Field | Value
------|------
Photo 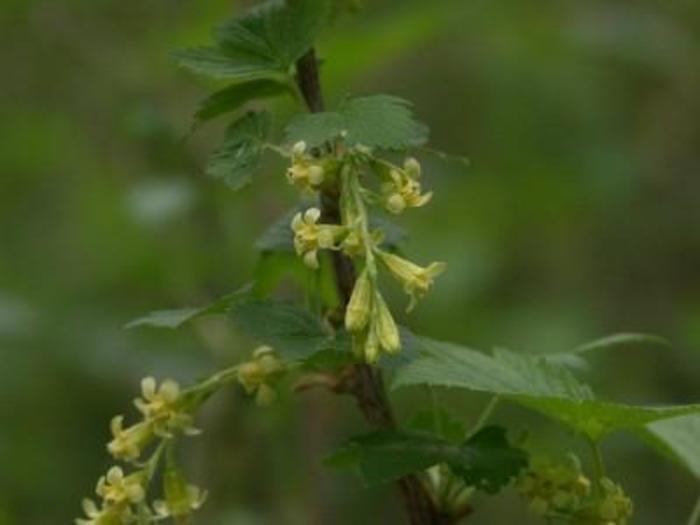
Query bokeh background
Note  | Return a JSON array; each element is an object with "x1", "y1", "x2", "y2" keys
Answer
[{"x1": 2, "y1": 0, "x2": 700, "y2": 523}]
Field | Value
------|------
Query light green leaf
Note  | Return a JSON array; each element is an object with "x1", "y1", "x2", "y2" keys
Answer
[
  {"x1": 230, "y1": 299, "x2": 331, "y2": 360},
  {"x1": 326, "y1": 426, "x2": 527, "y2": 493},
  {"x1": 286, "y1": 95, "x2": 429, "y2": 150},
  {"x1": 642, "y1": 414, "x2": 700, "y2": 479},
  {"x1": 393, "y1": 337, "x2": 700, "y2": 441},
  {"x1": 125, "y1": 284, "x2": 252, "y2": 329},
  {"x1": 206, "y1": 111, "x2": 270, "y2": 190},
  {"x1": 570, "y1": 333, "x2": 670, "y2": 354},
  {"x1": 194, "y1": 80, "x2": 291, "y2": 126},
  {"x1": 171, "y1": 46, "x2": 286, "y2": 83}
]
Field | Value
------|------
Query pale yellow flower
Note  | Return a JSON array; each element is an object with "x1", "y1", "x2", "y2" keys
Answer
[
  {"x1": 75, "y1": 498, "x2": 127, "y2": 525},
  {"x1": 291, "y1": 207, "x2": 343, "y2": 269},
  {"x1": 154, "y1": 467, "x2": 207, "y2": 520},
  {"x1": 133, "y1": 377, "x2": 197, "y2": 437},
  {"x1": 373, "y1": 292, "x2": 400, "y2": 354},
  {"x1": 286, "y1": 141, "x2": 325, "y2": 190},
  {"x1": 107, "y1": 416, "x2": 153, "y2": 462},
  {"x1": 381, "y1": 158, "x2": 432, "y2": 214},
  {"x1": 238, "y1": 346, "x2": 284, "y2": 406},
  {"x1": 345, "y1": 268, "x2": 373, "y2": 332},
  {"x1": 96, "y1": 466, "x2": 145, "y2": 506},
  {"x1": 377, "y1": 251, "x2": 446, "y2": 310}
]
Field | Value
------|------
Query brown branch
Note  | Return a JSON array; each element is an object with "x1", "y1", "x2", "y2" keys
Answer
[{"x1": 295, "y1": 49, "x2": 453, "y2": 525}]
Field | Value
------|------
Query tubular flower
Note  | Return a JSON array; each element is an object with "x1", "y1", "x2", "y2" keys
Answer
[
  {"x1": 96, "y1": 466, "x2": 145, "y2": 507},
  {"x1": 153, "y1": 468, "x2": 207, "y2": 520},
  {"x1": 377, "y1": 250, "x2": 446, "y2": 311},
  {"x1": 345, "y1": 268, "x2": 373, "y2": 332},
  {"x1": 107, "y1": 416, "x2": 154, "y2": 462},
  {"x1": 286, "y1": 141, "x2": 326, "y2": 190},
  {"x1": 133, "y1": 377, "x2": 198, "y2": 437},
  {"x1": 381, "y1": 158, "x2": 432, "y2": 214},
  {"x1": 291, "y1": 207, "x2": 343, "y2": 269},
  {"x1": 238, "y1": 346, "x2": 284, "y2": 406},
  {"x1": 75, "y1": 498, "x2": 130, "y2": 525},
  {"x1": 373, "y1": 292, "x2": 401, "y2": 354}
]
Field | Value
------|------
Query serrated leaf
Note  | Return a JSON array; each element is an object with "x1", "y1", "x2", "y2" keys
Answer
[
  {"x1": 230, "y1": 299, "x2": 331, "y2": 360},
  {"x1": 570, "y1": 333, "x2": 670, "y2": 354},
  {"x1": 206, "y1": 111, "x2": 270, "y2": 190},
  {"x1": 641, "y1": 414, "x2": 700, "y2": 479},
  {"x1": 194, "y1": 80, "x2": 290, "y2": 126},
  {"x1": 286, "y1": 95, "x2": 429, "y2": 150},
  {"x1": 393, "y1": 337, "x2": 700, "y2": 441},
  {"x1": 174, "y1": 0, "x2": 329, "y2": 83},
  {"x1": 326, "y1": 426, "x2": 526, "y2": 493},
  {"x1": 125, "y1": 284, "x2": 252, "y2": 329}
]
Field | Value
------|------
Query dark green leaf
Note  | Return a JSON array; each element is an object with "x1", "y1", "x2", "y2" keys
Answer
[
  {"x1": 125, "y1": 284, "x2": 252, "y2": 329},
  {"x1": 194, "y1": 80, "x2": 290, "y2": 126},
  {"x1": 206, "y1": 111, "x2": 270, "y2": 190},
  {"x1": 393, "y1": 337, "x2": 700, "y2": 441},
  {"x1": 171, "y1": 46, "x2": 286, "y2": 83},
  {"x1": 408, "y1": 409, "x2": 466, "y2": 444},
  {"x1": 286, "y1": 95, "x2": 429, "y2": 150},
  {"x1": 326, "y1": 426, "x2": 526, "y2": 493},
  {"x1": 230, "y1": 299, "x2": 331, "y2": 360}
]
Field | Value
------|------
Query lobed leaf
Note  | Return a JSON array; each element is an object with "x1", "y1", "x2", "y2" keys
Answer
[
  {"x1": 286, "y1": 95, "x2": 429, "y2": 150},
  {"x1": 326, "y1": 426, "x2": 527, "y2": 493},
  {"x1": 393, "y1": 337, "x2": 700, "y2": 441},
  {"x1": 206, "y1": 111, "x2": 270, "y2": 190}
]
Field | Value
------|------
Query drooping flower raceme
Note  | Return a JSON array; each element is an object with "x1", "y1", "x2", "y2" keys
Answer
[{"x1": 286, "y1": 146, "x2": 446, "y2": 363}]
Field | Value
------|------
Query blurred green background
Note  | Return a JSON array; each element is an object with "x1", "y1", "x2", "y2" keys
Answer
[{"x1": 2, "y1": 0, "x2": 700, "y2": 523}]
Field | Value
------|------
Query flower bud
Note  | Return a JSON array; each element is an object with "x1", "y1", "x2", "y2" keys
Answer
[
  {"x1": 404, "y1": 157, "x2": 422, "y2": 178},
  {"x1": 374, "y1": 292, "x2": 400, "y2": 354},
  {"x1": 345, "y1": 269, "x2": 373, "y2": 332}
]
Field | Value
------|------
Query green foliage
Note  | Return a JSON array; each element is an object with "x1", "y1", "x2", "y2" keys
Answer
[
  {"x1": 327, "y1": 426, "x2": 527, "y2": 493},
  {"x1": 285, "y1": 95, "x2": 429, "y2": 150},
  {"x1": 408, "y1": 409, "x2": 467, "y2": 444},
  {"x1": 173, "y1": 0, "x2": 330, "y2": 84},
  {"x1": 230, "y1": 299, "x2": 332, "y2": 360},
  {"x1": 206, "y1": 111, "x2": 270, "y2": 190},
  {"x1": 569, "y1": 333, "x2": 670, "y2": 354},
  {"x1": 125, "y1": 284, "x2": 252, "y2": 329},
  {"x1": 642, "y1": 415, "x2": 700, "y2": 479},
  {"x1": 194, "y1": 80, "x2": 291, "y2": 127},
  {"x1": 393, "y1": 337, "x2": 700, "y2": 441}
]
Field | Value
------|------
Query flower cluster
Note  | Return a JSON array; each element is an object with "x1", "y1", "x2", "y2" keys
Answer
[
  {"x1": 286, "y1": 144, "x2": 446, "y2": 362},
  {"x1": 517, "y1": 456, "x2": 633, "y2": 524},
  {"x1": 237, "y1": 345, "x2": 285, "y2": 405},
  {"x1": 77, "y1": 378, "x2": 205, "y2": 524}
]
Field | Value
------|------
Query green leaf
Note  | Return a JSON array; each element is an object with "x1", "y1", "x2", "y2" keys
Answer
[
  {"x1": 173, "y1": 0, "x2": 329, "y2": 83},
  {"x1": 326, "y1": 426, "x2": 526, "y2": 493},
  {"x1": 286, "y1": 95, "x2": 429, "y2": 150},
  {"x1": 230, "y1": 299, "x2": 331, "y2": 360},
  {"x1": 393, "y1": 337, "x2": 700, "y2": 441},
  {"x1": 641, "y1": 414, "x2": 700, "y2": 479},
  {"x1": 570, "y1": 333, "x2": 670, "y2": 354},
  {"x1": 408, "y1": 409, "x2": 466, "y2": 445},
  {"x1": 206, "y1": 111, "x2": 270, "y2": 190},
  {"x1": 194, "y1": 80, "x2": 290, "y2": 126},
  {"x1": 125, "y1": 284, "x2": 252, "y2": 329}
]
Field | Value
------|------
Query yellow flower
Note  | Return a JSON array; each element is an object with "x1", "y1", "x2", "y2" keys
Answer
[
  {"x1": 381, "y1": 158, "x2": 432, "y2": 214},
  {"x1": 377, "y1": 251, "x2": 446, "y2": 311},
  {"x1": 238, "y1": 346, "x2": 284, "y2": 406},
  {"x1": 345, "y1": 269, "x2": 373, "y2": 332},
  {"x1": 134, "y1": 377, "x2": 198, "y2": 437},
  {"x1": 291, "y1": 208, "x2": 343, "y2": 269},
  {"x1": 107, "y1": 416, "x2": 153, "y2": 462},
  {"x1": 286, "y1": 141, "x2": 326, "y2": 190},
  {"x1": 75, "y1": 498, "x2": 127, "y2": 525},
  {"x1": 96, "y1": 466, "x2": 145, "y2": 506},
  {"x1": 373, "y1": 292, "x2": 401, "y2": 354},
  {"x1": 153, "y1": 468, "x2": 207, "y2": 520}
]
